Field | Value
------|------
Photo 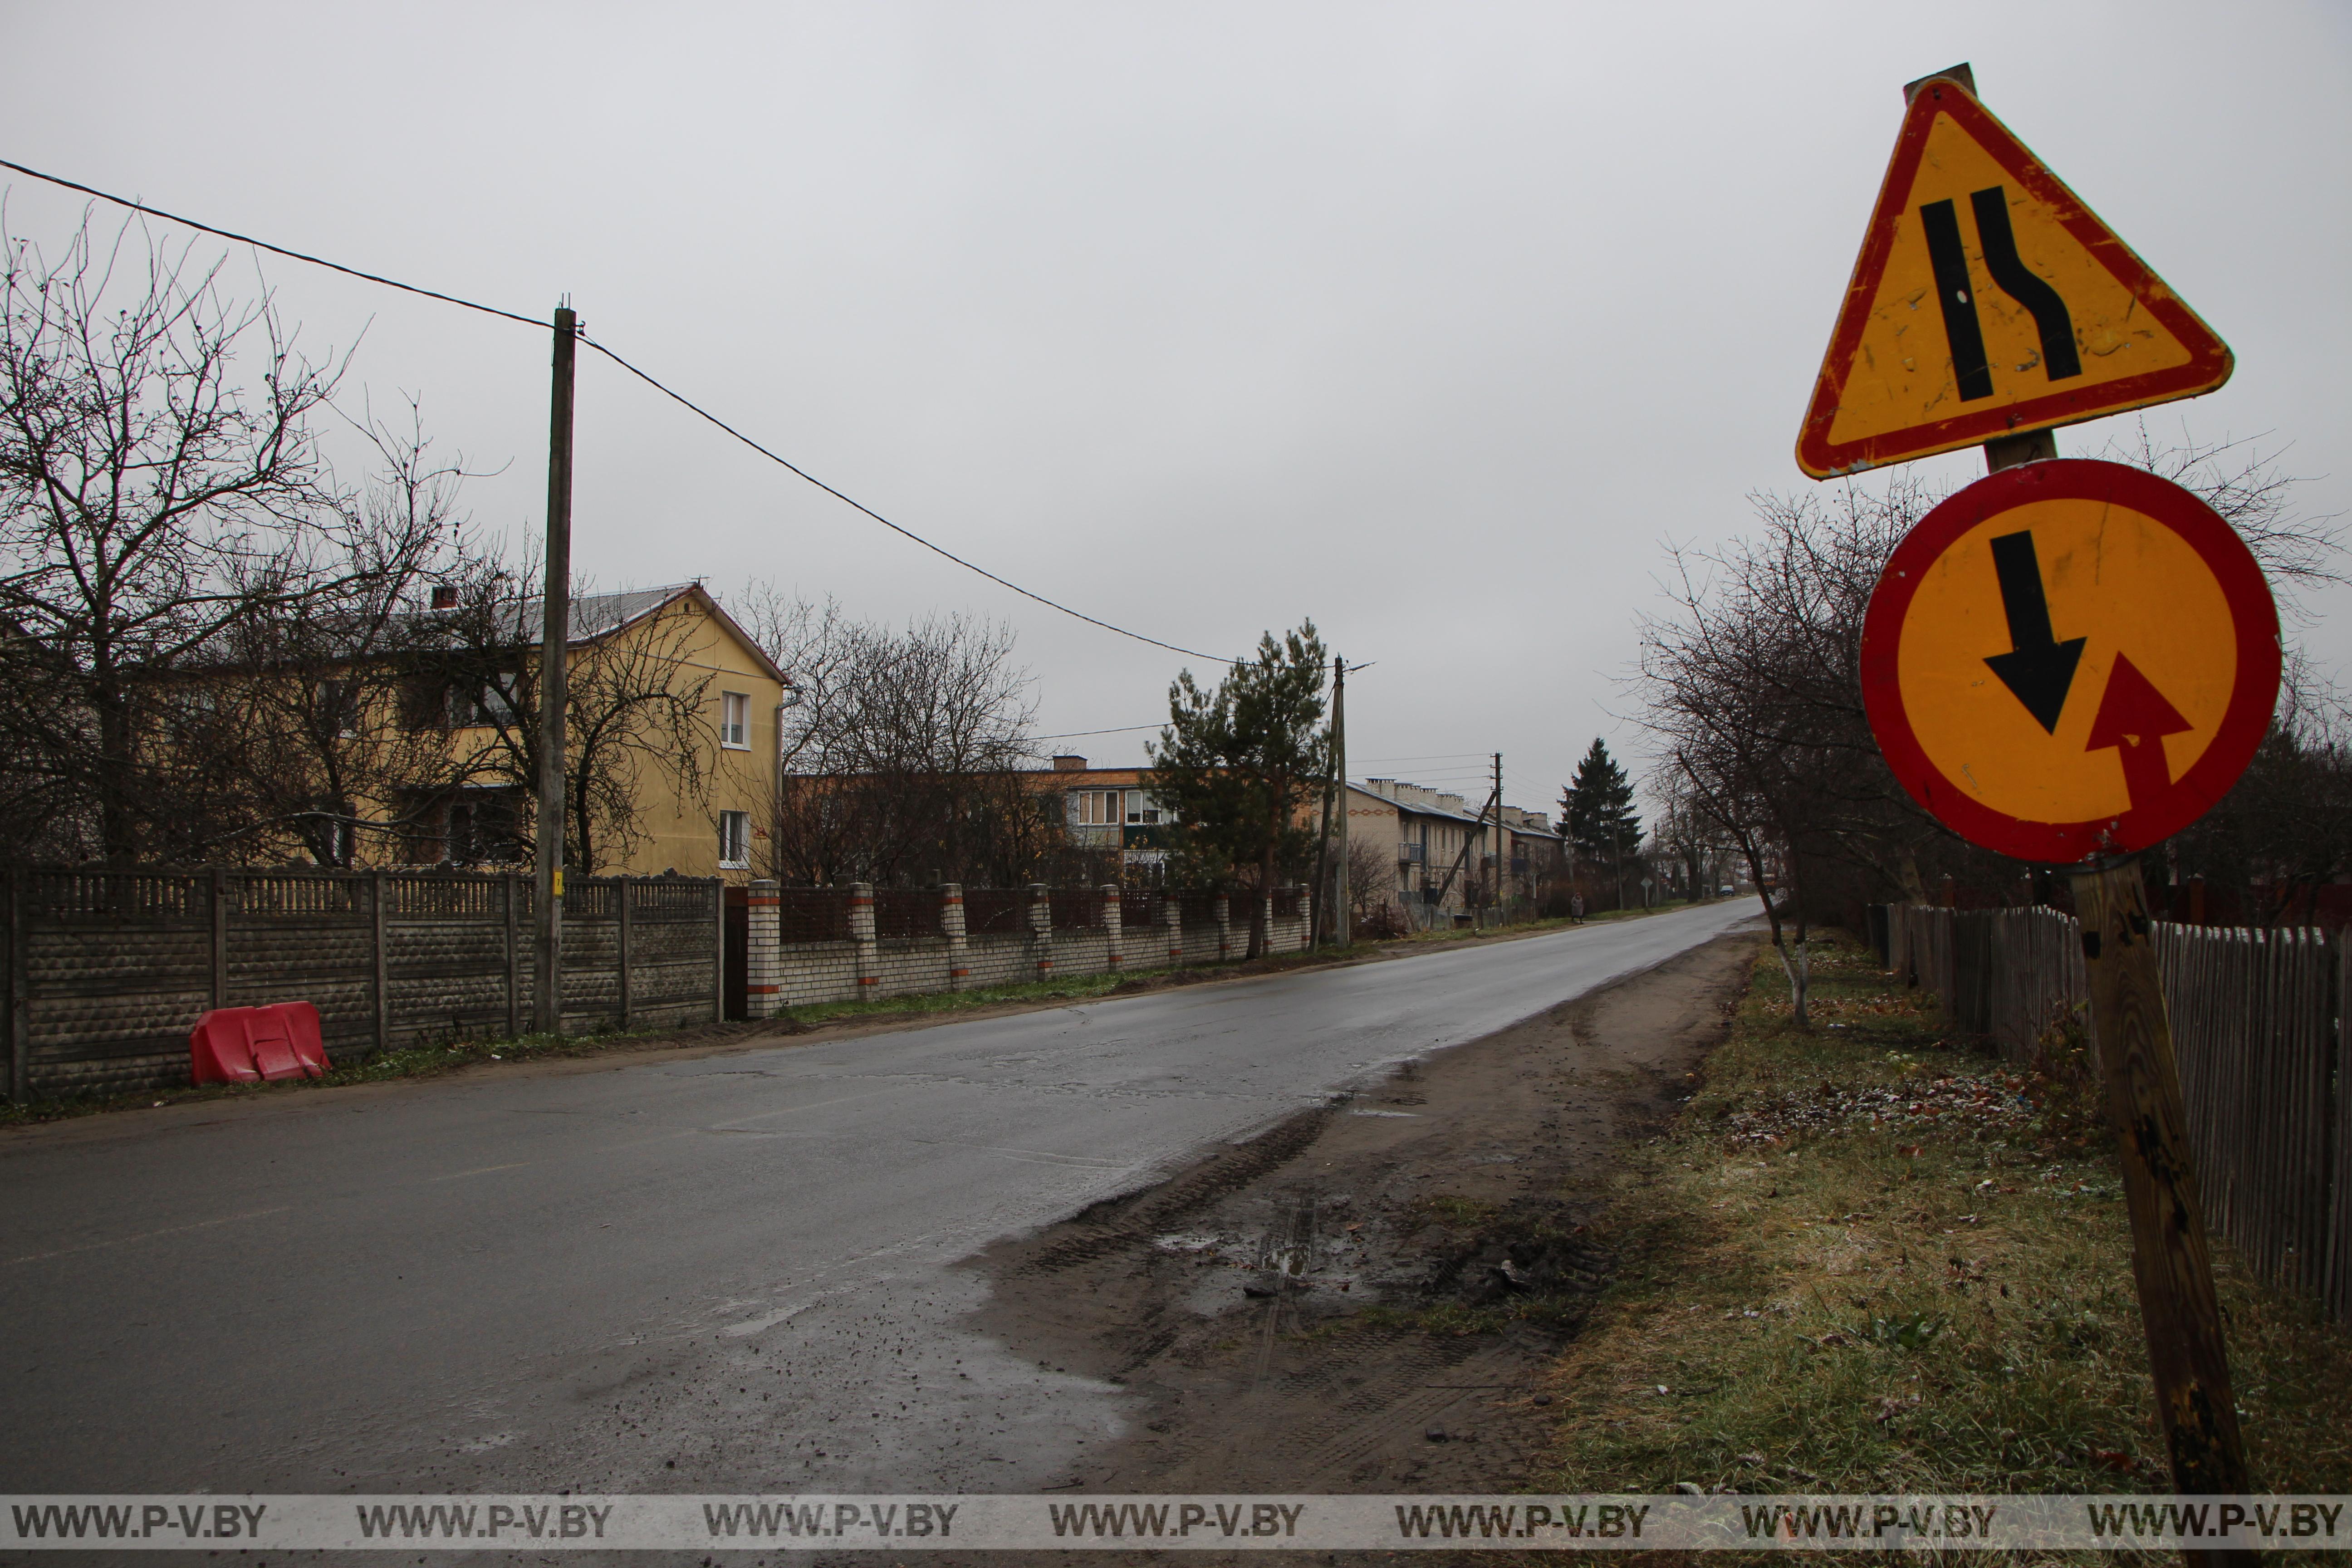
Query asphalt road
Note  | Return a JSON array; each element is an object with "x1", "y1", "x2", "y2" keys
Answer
[{"x1": 0, "y1": 900, "x2": 1754, "y2": 1500}]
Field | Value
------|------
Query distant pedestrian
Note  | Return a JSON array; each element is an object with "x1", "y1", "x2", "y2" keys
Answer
[{"x1": 1570, "y1": 893, "x2": 1585, "y2": 923}]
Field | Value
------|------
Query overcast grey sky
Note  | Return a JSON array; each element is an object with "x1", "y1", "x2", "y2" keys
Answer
[{"x1": 5, "y1": 2, "x2": 2347, "y2": 818}]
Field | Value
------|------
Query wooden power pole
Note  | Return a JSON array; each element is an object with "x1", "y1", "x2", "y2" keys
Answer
[
  {"x1": 1491, "y1": 751, "x2": 1503, "y2": 919},
  {"x1": 533, "y1": 303, "x2": 578, "y2": 1034},
  {"x1": 1333, "y1": 654, "x2": 1348, "y2": 946}
]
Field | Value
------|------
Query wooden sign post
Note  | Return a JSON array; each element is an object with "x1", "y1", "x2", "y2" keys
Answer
[{"x1": 2070, "y1": 860, "x2": 2249, "y2": 1508}]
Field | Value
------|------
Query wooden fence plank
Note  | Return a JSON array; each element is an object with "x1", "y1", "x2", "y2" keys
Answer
[{"x1": 1894, "y1": 902, "x2": 2347, "y2": 1328}]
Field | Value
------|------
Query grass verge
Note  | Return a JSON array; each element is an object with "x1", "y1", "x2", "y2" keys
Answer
[
  {"x1": 1378, "y1": 896, "x2": 1733, "y2": 946},
  {"x1": 1533, "y1": 931, "x2": 2352, "y2": 1504}
]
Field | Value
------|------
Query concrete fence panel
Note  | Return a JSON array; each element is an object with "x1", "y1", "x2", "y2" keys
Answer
[{"x1": 1, "y1": 867, "x2": 722, "y2": 1101}]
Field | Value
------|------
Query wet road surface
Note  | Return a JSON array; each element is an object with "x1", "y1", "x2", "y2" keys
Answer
[{"x1": 0, "y1": 901, "x2": 1754, "y2": 1499}]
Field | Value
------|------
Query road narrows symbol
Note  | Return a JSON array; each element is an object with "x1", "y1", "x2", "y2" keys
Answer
[
  {"x1": 1982, "y1": 531, "x2": 2084, "y2": 734},
  {"x1": 2083, "y1": 653, "x2": 2193, "y2": 810},
  {"x1": 1796, "y1": 79, "x2": 2233, "y2": 478},
  {"x1": 1968, "y1": 186, "x2": 2082, "y2": 382}
]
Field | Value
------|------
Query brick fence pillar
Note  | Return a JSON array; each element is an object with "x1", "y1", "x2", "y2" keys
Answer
[
  {"x1": 849, "y1": 881, "x2": 879, "y2": 995},
  {"x1": 1214, "y1": 892, "x2": 1232, "y2": 964},
  {"x1": 1163, "y1": 895, "x2": 1183, "y2": 968},
  {"x1": 941, "y1": 883, "x2": 968, "y2": 991},
  {"x1": 1027, "y1": 882, "x2": 1053, "y2": 980},
  {"x1": 747, "y1": 878, "x2": 782, "y2": 1015},
  {"x1": 1102, "y1": 883, "x2": 1124, "y2": 969}
]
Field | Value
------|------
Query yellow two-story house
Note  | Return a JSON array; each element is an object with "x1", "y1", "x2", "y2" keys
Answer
[{"x1": 382, "y1": 583, "x2": 785, "y2": 882}]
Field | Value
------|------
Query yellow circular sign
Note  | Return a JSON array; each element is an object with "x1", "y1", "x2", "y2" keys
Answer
[
  {"x1": 1897, "y1": 496, "x2": 2236, "y2": 825},
  {"x1": 1862, "y1": 461, "x2": 2279, "y2": 862}
]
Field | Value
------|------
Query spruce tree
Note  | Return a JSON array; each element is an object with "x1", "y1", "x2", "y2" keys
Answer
[{"x1": 1561, "y1": 738, "x2": 1641, "y2": 870}]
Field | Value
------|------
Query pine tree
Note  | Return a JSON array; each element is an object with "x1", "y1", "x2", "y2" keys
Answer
[
  {"x1": 1561, "y1": 738, "x2": 1641, "y2": 870},
  {"x1": 1147, "y1": 622, "x2": 1330, "y2": 957}
]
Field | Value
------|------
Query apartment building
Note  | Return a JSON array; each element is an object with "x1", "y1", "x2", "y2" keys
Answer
[
  {"x1": 1044, "y1": 757, "x2": 1565, "y2": 915},
  {"x1": 1045, "y1": 755, "x2": 1178, "y2": 877},
  {"x1": 1346, "y1": 778, "x2": 1566, "y2": 926}
]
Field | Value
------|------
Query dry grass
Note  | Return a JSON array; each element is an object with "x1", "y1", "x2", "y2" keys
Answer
[{"x1": 1533, "y1": 932, "x2": 2352, "y2": 1510}]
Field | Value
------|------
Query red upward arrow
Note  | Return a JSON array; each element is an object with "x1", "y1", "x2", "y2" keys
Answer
[{"x1": 2083, "y1": 653, "x2": 2193, "y2": 811}]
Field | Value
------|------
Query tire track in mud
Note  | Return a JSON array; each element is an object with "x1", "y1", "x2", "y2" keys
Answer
[
  {"x1": 1015, "y1": 1107, "x2": 1337, "y2": 1275},
  {"x1": 960, "y1": 931, "x2": 1761, "y2": 1503}
]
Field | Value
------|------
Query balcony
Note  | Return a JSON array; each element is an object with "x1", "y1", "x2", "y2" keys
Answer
[{"x1": 1398, "y1": 842, "x2": 1425, "y2": 864}]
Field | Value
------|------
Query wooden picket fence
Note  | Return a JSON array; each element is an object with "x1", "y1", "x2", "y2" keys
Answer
[{"x1": 1884, "y1": 904, "x2": 2352, "y2": 1328}]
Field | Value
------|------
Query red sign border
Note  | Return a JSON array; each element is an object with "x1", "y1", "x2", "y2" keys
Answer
[
  {"x1": 1860, "y1": 459, "x2": 2279, "y2": 864},
  {"x1": 1795, "y1": 79, "x2": 2234, "y2": 480}
]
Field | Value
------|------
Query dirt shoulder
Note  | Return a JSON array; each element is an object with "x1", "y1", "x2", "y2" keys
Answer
[
  {"x1": 961, "y1": 930, "x2": 1760, "y2": 1500},
  {"x1": 1529, "y1": 933, "x2": 2352, "y2": 1505}
]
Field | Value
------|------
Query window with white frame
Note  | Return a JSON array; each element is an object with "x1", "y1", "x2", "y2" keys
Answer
[
  {"x1": 318, "y1": 680, "x2": 360, "y2": 739},
  {"x1": 720, "y1": 691, "x2": 750, "y2": 749},
  {"x1": 1071, "y1": 789, "x2": 1121, "y2": 826},
  {"x1": 718, "y1": 809, "x2": 751, "y2": 868}
]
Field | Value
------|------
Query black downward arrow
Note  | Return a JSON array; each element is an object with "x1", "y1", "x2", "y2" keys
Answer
[{"x1": 1983, "y1": 530, "x2": 2085, "y2": 734}]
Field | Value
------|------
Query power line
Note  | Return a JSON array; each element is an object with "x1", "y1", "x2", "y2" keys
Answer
[
  {"x1": 1040, "y1": 726, "x2": 1158, "y2": 741},
  {"x1": 1350, "y1": 751, "x2": 1489, "y2": 765},
  {"x1": 576, "y1": 333, "x2": 1235, "y2": 665},
  {"x1": 0, "y1": 156, "x2": 545, "y2": 330},
  {"x1": 0, "y1": 155, "x2": 1237, "y2": 667}
]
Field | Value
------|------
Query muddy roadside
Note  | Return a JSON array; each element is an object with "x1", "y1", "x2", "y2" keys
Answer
[{"x1": 962, "y1": 930, "x2": 1759, "y2": 1508}]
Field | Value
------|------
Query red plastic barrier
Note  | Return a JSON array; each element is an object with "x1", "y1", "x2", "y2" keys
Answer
[{"x1": 189, "y1": 1003, "x2": 330, "y2": 1085}]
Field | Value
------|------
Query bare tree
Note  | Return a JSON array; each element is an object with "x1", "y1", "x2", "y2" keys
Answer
[
  {"x1": 186, "y1": 403, "x2": 488, "y2": 865},
  {"x1": 1633, "y1": 437, "x2": 2345, "y2": 1023},
  {"x1": 0, "y1": 211, "x2": 395, "y2": 861},
  {"x1": 2166, "y1": 654, "x2": 2352, "y2": 927},
  {"x1": 732, "y1": 588, "x2": 1048, "y2": 887},
  {"x1": 401, "y1": 568, "x2": 718, "y2": 874}
]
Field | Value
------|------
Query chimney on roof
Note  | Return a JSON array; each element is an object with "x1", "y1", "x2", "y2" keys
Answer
[
  {"x1": 430, "y1": 584, "x2": 458, "y2": 611},
  {"x1": 1052, "y1": 755, "x2": 1087, "y2": 771}
]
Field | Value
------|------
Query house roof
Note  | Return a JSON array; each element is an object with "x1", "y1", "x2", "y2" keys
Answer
[
  {"x1": 1037, "y1": 766, "x2": 1152, "y2": 789},
  {"x1": 1348, "y1": 779, "x2": 1561, "y2": 838},
  {"x1": 424, "y1": 583, "x2": 789, "y2": 685},
  {"x1": 521, "y1": 586, "x2": 690, "y2": 642}
]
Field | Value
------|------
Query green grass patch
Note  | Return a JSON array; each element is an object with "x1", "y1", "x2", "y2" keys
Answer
[
  {"x1": 781, "y1": 971, "x2": 1134, "y2": 1025},
  {"x1": 1532, "y1": 932, "x2": 2352, "y2": 1509}
]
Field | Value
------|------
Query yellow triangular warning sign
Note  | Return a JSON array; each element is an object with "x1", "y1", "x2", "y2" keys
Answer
[{"x1": 1796, "y1": 76, "x2": 2231, "y2": 479}]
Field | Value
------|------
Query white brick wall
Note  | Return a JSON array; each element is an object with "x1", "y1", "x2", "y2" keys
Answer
[{"x1": 746, "y1": 889, "x2": 1313, "y2": 1018}]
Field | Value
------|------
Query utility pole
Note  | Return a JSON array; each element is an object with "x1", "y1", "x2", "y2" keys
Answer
[
  {"x1": 1332, "y1": 655, "x2": 1348, "y2": 946},
  {"x1": 1492, "y1": 751, "x2": 1503, "y2": 922},
  {"x1": 533, "y1": 303, "x2": 578, "y2": 1034},
  {"x1": 1429, "y1": 777, "x2": 1499, "y2": 917},
  {"x1": 1309, "y1": 737, "x2": 1334, "y2": 949}
]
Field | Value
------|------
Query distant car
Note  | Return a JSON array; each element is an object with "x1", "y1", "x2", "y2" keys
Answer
[{"x1": 1717, "y1": 885, "x2": 1735, "y2": 896}]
